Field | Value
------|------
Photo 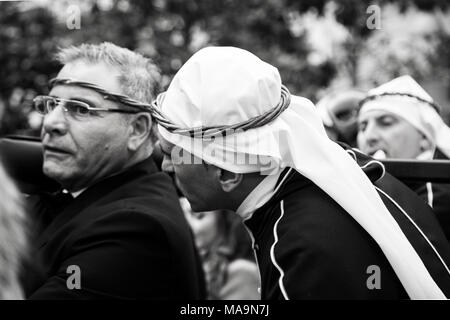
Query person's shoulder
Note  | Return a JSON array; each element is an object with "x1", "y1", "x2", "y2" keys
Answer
[
  {"x1": 80, "y1": 200, "x2": 187, "y2": 240},
  {"x1": 281, "y1": 175, "x2": 348, "y2": 222},
  {"x1": 84, "y1": 169, "x2": 184, "y2": 224},
  {"x1": 270, "y1": 173, "x2": 358, "y2": 240},
  {"x1": 59, "y1": 175, "x2": 188, "y2": 247},
  {"x1": 277, "y1": 178, "x2": 385, "y2": 257},
  {"x1": 105, "y1": 166, "x2": 176, "y2": 198}
]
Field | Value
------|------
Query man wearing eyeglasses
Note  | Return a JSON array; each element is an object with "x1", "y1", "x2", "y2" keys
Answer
[{"x1": 25, "y1": 42, "x2": 205, "y2": 299}]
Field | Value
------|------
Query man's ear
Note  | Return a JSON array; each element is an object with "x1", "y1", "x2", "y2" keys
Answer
[
  {"x1": 216, "y1": 168, "x2": 243, "y2": 192},
  {"x1": 128, "y1": 113, "x2": 152, "y2": 152}
]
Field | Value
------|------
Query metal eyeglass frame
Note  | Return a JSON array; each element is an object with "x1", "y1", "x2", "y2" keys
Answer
[{"x1": 33, "y1": 95, "x2": 141, "y2": 116}]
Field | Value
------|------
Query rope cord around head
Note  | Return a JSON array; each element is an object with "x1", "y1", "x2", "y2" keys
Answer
[
  {"x1": 50, "y1": 78, "x2": 292, "y2": 138},
  {"x1": 49, "y1": 78, "x2": 152, "y2": 112},
  {"x1": 151, "y1": 85, "x2": 291, "y2": 138},
  {"x1": 359, "y1": 92, "x2": 441, "y2": 113}
]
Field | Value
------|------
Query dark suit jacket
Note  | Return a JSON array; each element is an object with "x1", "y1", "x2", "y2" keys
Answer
[
  {"x1": 25, "y1": 157, "x2": 205, "y2": 299},
  {"x1": 245, "y1": 147, "x2": 450, "y2": 299}
]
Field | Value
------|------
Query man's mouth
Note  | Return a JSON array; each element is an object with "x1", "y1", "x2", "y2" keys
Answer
[
  {"x1": 43, "y1": 145, "x2": 72, "y2": 155},
  {"x1": 368, "y1": 149, "x2": 387, "y2": 159}
]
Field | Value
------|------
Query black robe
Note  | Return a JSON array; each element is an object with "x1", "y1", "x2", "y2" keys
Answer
[{"x1": 244, "y1": 146, "x2": 450, "y2": 299}]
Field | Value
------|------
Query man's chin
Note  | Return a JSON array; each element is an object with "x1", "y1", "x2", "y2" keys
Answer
[
  {"x1": 43, "y1": 162, "x2": 71, "y2": 185},
  {"x1": 187, "y1": 197, "x2": 219, "y2": 213}
]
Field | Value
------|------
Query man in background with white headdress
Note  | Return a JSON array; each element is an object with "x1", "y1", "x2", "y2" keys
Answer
[
  {"x1": 357, "y1": 75, "x2": 450, "y2": 241},
  {"x1": 153, "y1": 46, "x2": 450, "y2": 299}
]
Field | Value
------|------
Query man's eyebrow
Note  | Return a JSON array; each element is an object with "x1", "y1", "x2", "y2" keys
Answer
[
  {"x1": 69, "y1": 96, "x2": 99, "y2": 106},
  {"x1": 48, "y1": 95, "x2": 98, "y2": 106},
  {"x1": 377, "y1": 114, "x2": 397, "y2": 121}
]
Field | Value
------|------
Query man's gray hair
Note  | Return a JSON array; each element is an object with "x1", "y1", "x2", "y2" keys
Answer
[
  {"x1": 56, "y1": 42, "x2": 162, "y2": 146},
  {"x1": 56, "y1": 42, "x2": 161, "y2": 103}
]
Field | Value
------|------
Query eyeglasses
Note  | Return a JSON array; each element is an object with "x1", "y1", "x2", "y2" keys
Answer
[{"x1": 33, "y1": 95, "x2": 139, "y2": 119}]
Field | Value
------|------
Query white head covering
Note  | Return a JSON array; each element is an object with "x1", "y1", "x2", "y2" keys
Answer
[
  {"x1": 359, "y1": 75, "x2": 450, "y2": 159},
  {"x1": 157, "y1": 47, "x2": 448, "y2": 299}
]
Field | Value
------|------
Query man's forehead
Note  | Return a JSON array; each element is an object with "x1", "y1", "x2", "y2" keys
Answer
[
  {"x1": 55, "y1": 60, "x2": 122, "y2": 94},
  {"x1": 49, "y1": 84, "x2": 101, "y2": 102}
]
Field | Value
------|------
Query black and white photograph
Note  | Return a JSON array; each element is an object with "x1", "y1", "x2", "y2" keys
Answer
[{"x1": 0, "y1": 0, "x2": 449, "y2": 309}]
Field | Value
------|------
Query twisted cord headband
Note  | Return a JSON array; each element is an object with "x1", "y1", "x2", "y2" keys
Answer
[
  {"x1": 49, "y1": 77, "x2": 292, "y2": 139},
  {"x1": 152, "y1": 85, "x2": 292, "y2": 138},
  {"x1": 49, "y1": 78, "x2": 151, "y2": 113},
  {"x1": 359, "y1": 92, "x2": 441, "y2": 114}
]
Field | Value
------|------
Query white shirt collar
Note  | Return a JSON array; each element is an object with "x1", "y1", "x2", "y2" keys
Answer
[
  {"x1": 70, "y1": 188, "x2": 87, "y2": 198},
  {"x1": 236, "y1": 168, "x2": 293, "y2": 220}
]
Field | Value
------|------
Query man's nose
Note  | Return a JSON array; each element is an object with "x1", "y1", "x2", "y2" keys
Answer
[
  {"x1": 42, "y1": 106, "x2": 68, "y2": 136},
  {"x1": 161, "y1": 155, "x2": 174, "y2": 173},
  {"x1": 361, "y1": 122, "x2": 381, "y2": 147}
]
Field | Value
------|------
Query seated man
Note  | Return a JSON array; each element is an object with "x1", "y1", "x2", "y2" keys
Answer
[
  {"x1": 153, "y1": 47, "x2": 450, "y2": 299},
  {"x1": 25, "y1": 42, "x2": 205, "y2": 299},
  {"x1": 357, "y1": 75, "x2": 450, "y2": 240}
]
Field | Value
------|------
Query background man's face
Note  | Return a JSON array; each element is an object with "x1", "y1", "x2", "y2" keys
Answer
[
  {"x1": 41, "y1": 61, "x2": 130, "y2": 191},
  {"x1": 357, "y1": 110, "x2": 426, "y2": 159}
]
